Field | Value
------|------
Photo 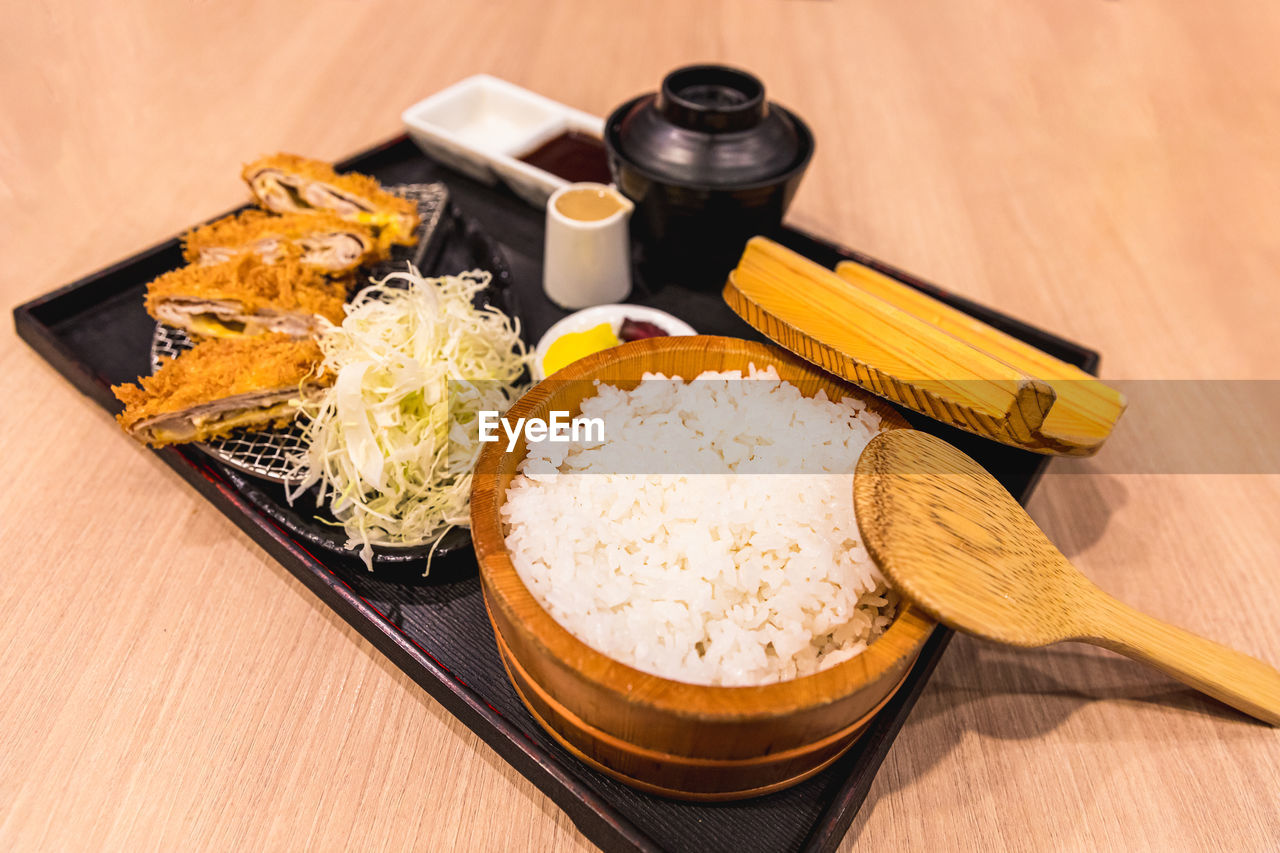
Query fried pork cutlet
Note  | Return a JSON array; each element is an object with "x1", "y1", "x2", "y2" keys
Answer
[
  {"x1": 145, "y1": 254, "x2": 347, "y2": 339},
  {"x1": 182, "y1": 209, "x2": 383, "y2": 273},
  {"x1": 243, "y1": 153, "x2": 420, "y2": 248},
  {"x1": 113, "y1": 334, "x2": 331, "y2": 447}
]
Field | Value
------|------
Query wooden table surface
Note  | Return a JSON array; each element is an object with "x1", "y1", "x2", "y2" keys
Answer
[{"x1": 3, "y1": 1, "x2": 1277, "y2": 850}]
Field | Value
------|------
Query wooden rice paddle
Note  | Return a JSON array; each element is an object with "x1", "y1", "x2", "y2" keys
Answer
[{"x1": 854, "y1": 429, "x2": 1280, "y2": 726}]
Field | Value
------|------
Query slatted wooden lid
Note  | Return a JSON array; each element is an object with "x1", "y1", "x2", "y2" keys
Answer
[{"x1": 722, "y1": 237, "x2": 1126, "y2": 456}]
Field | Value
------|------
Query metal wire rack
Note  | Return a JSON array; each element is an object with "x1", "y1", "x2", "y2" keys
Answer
[{"x1": 148, "y1": 182, "x2": 449, "y2": 483}]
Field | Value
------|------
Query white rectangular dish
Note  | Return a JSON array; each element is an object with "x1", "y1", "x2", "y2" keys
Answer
[{"x1": 402, "y1": 74, "x2": 607, "y2": 207}]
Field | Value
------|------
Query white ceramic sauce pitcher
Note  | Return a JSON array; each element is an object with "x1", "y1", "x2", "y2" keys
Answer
[{"x1": 543, "y1": 182, "x2": 634, "y2": 309}]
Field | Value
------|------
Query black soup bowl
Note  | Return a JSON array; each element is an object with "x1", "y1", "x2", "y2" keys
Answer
[{"x1": 604, "y1": 64, "x2": 814, "y2": 287}]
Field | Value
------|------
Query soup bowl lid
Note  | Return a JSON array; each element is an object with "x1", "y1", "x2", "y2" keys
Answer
[{"x1": 606, "y1": 64, "x2": 813, "y2": 189}]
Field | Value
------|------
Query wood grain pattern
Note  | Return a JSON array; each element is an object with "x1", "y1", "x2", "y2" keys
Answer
[
  {"x1": 727, "y1": 239, "x2": 1056, "y2": 444},
  {"x1": 854, "y1": 429, "x2": 1280, "y2": 726},
  {"x1": 725, "y1": 237, "x2": 1124, "y2": 455},
  {"x1": 470, "y1": 336, "x2": 931, "y2": 797},
  {"x1": 833, "y1": 259, "x2": 1127, "y2": 450},
  {"x1": 3, "y1": 1, "x2": 1279, "y2": 850},
  {"x1": 490, "y1": 625, "x2": 911, "y2": 800}
]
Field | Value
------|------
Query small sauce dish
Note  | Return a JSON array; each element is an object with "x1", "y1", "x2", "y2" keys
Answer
[{"x1": 403, "y1": 75, "x2": 607, "y2": 208}]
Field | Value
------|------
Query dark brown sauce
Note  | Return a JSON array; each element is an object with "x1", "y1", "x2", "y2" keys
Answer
[{"x1": 518, "y1": 130, "x2": 612, "y2": 184}]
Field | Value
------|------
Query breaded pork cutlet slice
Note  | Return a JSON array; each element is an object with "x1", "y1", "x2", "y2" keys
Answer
[
  {"x1": 243, "y1": 153, "x2": 419, "y2": 248},
  {"x1": 182, "y1": 209, "x2": 383, "y2": 273},
  {"x1": 145, "y1": 254, "x2": 347, "y2": 339},
  {"x1": 113, "y1": 334, "x2": 331, "y2": 447}
]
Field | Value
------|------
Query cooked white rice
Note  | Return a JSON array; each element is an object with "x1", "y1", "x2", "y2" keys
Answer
[{"x1": 500, "y1": 363, "x2": 896, "y2": 687}]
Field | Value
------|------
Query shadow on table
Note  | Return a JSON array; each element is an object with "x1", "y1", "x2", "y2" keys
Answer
[
  {"x1": 842, "y1": 635, "x2": 1263, "y2": 847},
  {"x1": 1026, "y1": 466, "x2": 1130, "y2": 560}
]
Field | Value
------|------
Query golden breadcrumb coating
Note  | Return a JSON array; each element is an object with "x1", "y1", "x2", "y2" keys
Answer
[
  {"x1": 144, "y1": 254, "x2": 348, "y2": 327},
  {"x1": 113, "y1": 335, "x2": 332, "y2": 442},
  {"x1": 242, "y1": 153, "x2": 420, "y2": 247},
  {"x1": 181, "y1": 209, "x2": 383, "y2": 271}
]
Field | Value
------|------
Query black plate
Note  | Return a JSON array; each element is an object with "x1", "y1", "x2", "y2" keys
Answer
[{"x1": 13, "y1": 135, "x2": 1100, "y2": 853}]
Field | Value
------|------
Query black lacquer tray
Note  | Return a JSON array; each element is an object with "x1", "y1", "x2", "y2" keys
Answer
[{"x1": 13, "y1": 135, "x2": 1100, "y2": 853}]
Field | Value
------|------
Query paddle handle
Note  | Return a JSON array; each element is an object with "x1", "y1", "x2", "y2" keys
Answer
[{"x1": 1083, "y1": 596, "x2": 1280, "y2": 726}]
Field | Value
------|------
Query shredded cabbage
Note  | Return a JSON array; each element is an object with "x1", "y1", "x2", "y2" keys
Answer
[{"x1": 288, "y1": 267, "x2": 529, "y2": 570}]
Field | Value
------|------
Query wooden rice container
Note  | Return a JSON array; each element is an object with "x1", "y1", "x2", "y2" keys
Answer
[{"x1": 470, "y1": 336, "x2": 935, "y2": 800}]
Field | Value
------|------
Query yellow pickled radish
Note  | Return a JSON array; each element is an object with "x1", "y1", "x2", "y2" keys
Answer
[{"x1": 541, "y1": 323, "x2": 620, "y2": 377}]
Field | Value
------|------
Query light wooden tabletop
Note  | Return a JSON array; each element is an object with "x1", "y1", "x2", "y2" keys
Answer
[{"x1": 3, "y1": 1, "x2": 1277, "y2": 850}]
